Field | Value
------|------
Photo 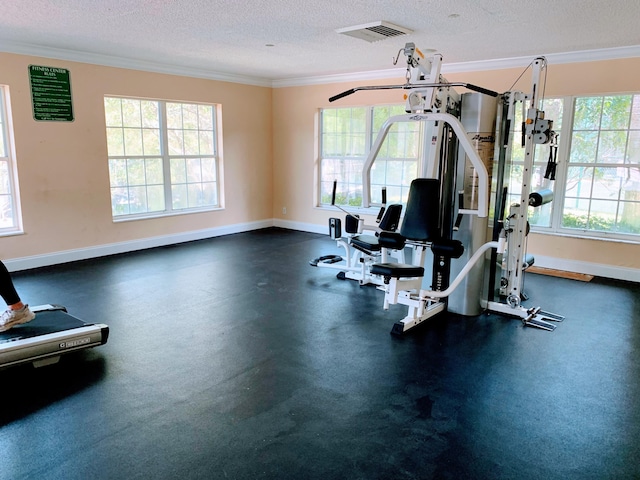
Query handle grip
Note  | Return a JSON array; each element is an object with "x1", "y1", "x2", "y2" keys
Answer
[
  {"x1": 462, "y1": 83, "x2": 499, "y2": 97},
  {"x1": 329, "y1": 89, "x2": 356, "y2": 103}
]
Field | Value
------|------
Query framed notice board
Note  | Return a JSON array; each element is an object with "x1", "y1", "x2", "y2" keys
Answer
[{"x1": 28, "y1": 65, "x2": 74, "y2": 122}]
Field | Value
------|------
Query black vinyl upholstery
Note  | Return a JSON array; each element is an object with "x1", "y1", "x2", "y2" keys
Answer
[
  {"x1": 400, "y1": 178, "x2": 440, "y2": 242},
  {"x1": 349, "y1": 203, "x2": 403, "y2": 254},
  {"x1": 431, "y1": 238, "x2": 465, "y2": 259},
  {"x1": 369, "y1": 263, "x2": 425, "y2": 278},
  {"x1": 378, "y1": 204, "x2": 403, "y2": 232},
  {"x1": 376, "y1": 231, "x2": 407, "y2": 250},
  {"x1": 371, "y1": 179, "x2": 441, "y2": 279},
  {"x1": 350, "y1": 234, "x2": 382, "y2": 253}
]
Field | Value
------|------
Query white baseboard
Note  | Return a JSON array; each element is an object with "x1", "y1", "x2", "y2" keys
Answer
[
  {"x1": 6, "y1": 219, "x2": 639, "y2": 283},
  {"x1": 274, "y1": 220, "x2": 639, "y2": 283},
  {"x1": 532, "y1": 255, "x2": 640, "y2": 283},
  {"x1": 272, "y1": 218, "x2": 327, "y2": 234},
  {"x1": 6, "y1": 219, "x2": 273, "y2": 272}
]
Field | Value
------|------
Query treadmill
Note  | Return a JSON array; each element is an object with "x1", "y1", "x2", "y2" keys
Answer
[{"x1": 0, "y1": 304, "x2": 109, "y2": 369}]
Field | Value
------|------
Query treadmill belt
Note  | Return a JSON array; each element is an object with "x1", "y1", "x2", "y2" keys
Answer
[{"x1": 0, "y1": 310, "x2": 88, "y2": 344}]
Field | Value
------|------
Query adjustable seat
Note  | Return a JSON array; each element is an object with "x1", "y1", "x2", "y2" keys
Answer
[
  {"x1": 369, "y1": 178, "x2": 469, "y2": 334},
  {"x1": 370, "y1": 178, "x2": 443, "y2": 281},
  {"x1": 349, "y1": 204, "x2": 403, "y2": 255}
]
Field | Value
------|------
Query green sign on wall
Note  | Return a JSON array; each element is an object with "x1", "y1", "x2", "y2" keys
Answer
[{"x1": 29, "y1": 65, "x2": 74, "y2": 122}]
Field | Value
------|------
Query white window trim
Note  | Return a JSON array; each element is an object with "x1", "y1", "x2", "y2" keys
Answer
[
  {"x1": 317, "y1": 103, "x2": 421, "y2": 212},
  {"x1": 530, "y1": 94, "x2": 640, "y2": 243},
  {"x1": 105, "y1": 96, "x2": 222, "y2": 221},
  {"x1": 318, "y1": 96, "x2": 640, "y2": 242},
  {"x1": 0, "y1": 86, "x2": 23, "y2": 236}
]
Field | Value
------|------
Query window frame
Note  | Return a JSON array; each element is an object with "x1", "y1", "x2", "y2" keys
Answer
[
  {"x1": 319, "y1": 95, "x2": 640, "y2": 243},
  {"x1": 317, "y1": 104, "x2": 422, "y2": 212},
  {"x1": 495, "y1": 93, "x2": 640, "y2": 241},
  {"x1": 104, "y1": 96, "x2": 222, "y2": 221},
  {"x1": 553, "y1": 92, "x2": 640, "y2": 243},
  {"x1": 527, "y1": 93, "x2": 640, "y2": 242},
  {"x1": 0, "y1": 86, "x2": 22, "y2": 236}
]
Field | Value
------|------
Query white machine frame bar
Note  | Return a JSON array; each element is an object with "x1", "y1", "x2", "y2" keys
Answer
[{"x1": 362, "y1": 113, "x2": 489, "y2": 218}]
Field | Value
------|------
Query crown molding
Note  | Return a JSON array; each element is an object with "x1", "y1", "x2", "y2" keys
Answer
[
  {"x1": 273, "y1": 45, "x2": 640, "y2": 87},
  {"x1": 2, "y1": 39, "x2": 639, "y2": 89},
  {"x1": 0, "y1": 40, "x2": 273, "y2": 87},
  {"x1": 272, "y1": 67, "x2": 407, "y2": 88},
  {"x1": 442, "y1": 44, "x2": 640, "y2": 73}
]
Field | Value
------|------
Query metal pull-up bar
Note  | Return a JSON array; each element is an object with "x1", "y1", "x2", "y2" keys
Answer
[{"x1": 329, "y1": 82, "x2": 498, "y2": 103}]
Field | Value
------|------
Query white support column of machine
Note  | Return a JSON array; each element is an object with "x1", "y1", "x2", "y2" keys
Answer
[
  {"x1": 484, "y1": 58, "x2": 565, "y2": 330},
  {"x1": 448, "y1": 92, "x2": 497, "y2": 316}
]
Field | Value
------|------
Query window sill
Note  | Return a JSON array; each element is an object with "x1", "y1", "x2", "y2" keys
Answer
[
  {"x1": 530, "y1": 228, "x2": 640, "y2": 245},
  {"x1": 112, "y1": 206, "x2": 224, "y2": 223},
  {"x1": 0, "y1": 229, "x2": 24, "y2": 238},
  {"x1": 314, "y1": 204, "x2": 383, "y2": 217}
]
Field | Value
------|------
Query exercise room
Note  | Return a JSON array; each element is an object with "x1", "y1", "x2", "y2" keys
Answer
[{"x1": 1, "y1": 1, "x2": 639, "y2": 479}]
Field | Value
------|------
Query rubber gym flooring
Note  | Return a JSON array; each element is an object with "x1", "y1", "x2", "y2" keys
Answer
[{"x1": 1, "y1": 227, "x2": 639, "y2": 480}]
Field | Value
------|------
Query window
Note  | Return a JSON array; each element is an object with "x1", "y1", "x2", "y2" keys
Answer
[
  {"x1": 501, "y1": 94, "x2": 640, "y2": 240},
  {"x1": 319, "y1": 107, "x2": 366, "y2": 207},
  {"x1": 370, "y1": 105, "x2": 420, "y2": 205},
  {"x1": 0, "y1": 87, "x2": 21, "y2": 233},
  {"x1": 319, "y1": 105, "x2": 419, "y2": 208},
  {"x1": 562, "y1": 95, "x2": 640, "y2": 236},
  {"x1": 320, "y1": 94, "x2": 640, "y2": 242},
  {"x1": 104, "y1": 97, "x2": 220, "y2": 219}
]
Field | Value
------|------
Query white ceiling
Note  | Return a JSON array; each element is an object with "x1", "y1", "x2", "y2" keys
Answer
[{"x1": 1, "y1": 0, "x2": 640, "y2": 86}]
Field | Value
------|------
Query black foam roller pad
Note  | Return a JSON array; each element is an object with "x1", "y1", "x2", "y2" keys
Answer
[{"x1": 431, "y1": 239, "x2": 465, "y2": 259}]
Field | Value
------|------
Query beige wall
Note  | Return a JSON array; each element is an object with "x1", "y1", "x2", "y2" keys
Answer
[
  {"x1": 445, "y1": 58, "x2": 640, "y2": 271},
  {"x1": 272, "y1": 58, "x2": 640, "y2": 273},
  {"x1": 1, "y1": 52, "x2": 273, "y2": 261},
  {"x1": 272, "y1": 79, "x2": 404, "y2": 227},
  {"x1": 1, "y1": 49, "x2": 639, "y2": 276}
]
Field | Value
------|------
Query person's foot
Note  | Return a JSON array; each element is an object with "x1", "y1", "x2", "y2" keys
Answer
[{"x1": 0, "y1": 305, "x2": 36, "y2": 332}]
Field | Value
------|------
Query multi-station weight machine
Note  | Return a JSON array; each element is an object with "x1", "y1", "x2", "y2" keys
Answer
[{"x1": 312, "y1": 43, "x2": 564, "y2": 334}]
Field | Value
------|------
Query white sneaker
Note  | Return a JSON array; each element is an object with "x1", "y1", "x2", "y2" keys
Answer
[{"x1": 0, "y1": 305, "x2": 36, "y2": 332}]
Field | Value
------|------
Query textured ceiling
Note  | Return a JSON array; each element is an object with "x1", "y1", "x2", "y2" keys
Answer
[{"x1": 1, "y1": 0, "x2": 639, "y2": 84}]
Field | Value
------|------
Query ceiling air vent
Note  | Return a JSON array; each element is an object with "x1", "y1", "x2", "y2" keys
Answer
[{"x1": 336, "y1": 21, "x2": 413, "y2": 43}]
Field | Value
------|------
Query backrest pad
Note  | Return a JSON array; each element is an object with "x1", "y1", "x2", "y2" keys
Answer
[
  {"x1": 378, "y1": 204, "x2": 403, "y2": 232},
  {"x1": 400, "y1": 178, "x2": 440, "y2": 242}
]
